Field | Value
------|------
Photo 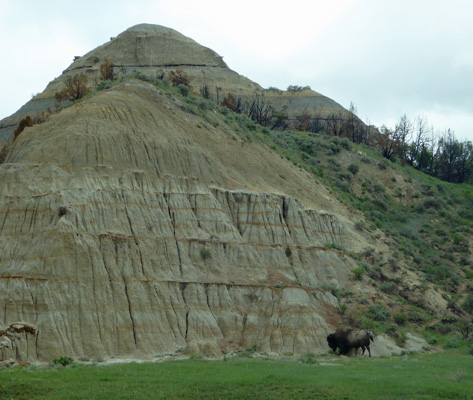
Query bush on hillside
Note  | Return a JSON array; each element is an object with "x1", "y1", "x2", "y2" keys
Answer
[
  {"x1": 287, "y1": 85, "x2": 311, "y2": 92},
  {"x1": 13, "y1": 116, "x2": 33, "y2": 142},
  {"x1": 169, "y1": 69, "x2": 192, "y2": 88},
  {"x1": 348, "y1": 163, "x2": 360, "y2": 175},
  {"x1": 100, "y1": 58, "x2": 115, "y2": 81},
  {"x1": 55, "y1": 73, "x2": 90, "y2": 104},
  {"x1": 178, "y1": 84, "x2": 190, "y2": 97},
  {"x1": 368, "y1": 304, "x2": 391, "y2": 321},
  {"x1": 352, "y1": 267, "x2": 366, "y2": 281}
]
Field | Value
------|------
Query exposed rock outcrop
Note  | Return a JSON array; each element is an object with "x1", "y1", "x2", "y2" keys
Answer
[
  {"x1": 0, "y1": 79, "x2": 367, "y2": 361},
  {"x1": 0, "y1": 24, "x2": 344, "y2": 142}
]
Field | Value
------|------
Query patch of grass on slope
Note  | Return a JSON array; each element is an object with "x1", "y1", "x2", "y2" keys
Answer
[{"x1": 1, "y1": 351, "x2": 473, "y2": 399}]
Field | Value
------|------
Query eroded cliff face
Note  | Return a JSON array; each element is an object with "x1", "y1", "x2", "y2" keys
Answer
[{"x1": 0, "y1": 80, "x2": 364, "y2": 362}]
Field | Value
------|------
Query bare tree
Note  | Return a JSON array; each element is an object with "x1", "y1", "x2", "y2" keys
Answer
[
  {"x1": 100, "y1": 58, "x2": 115, "y2": 81},
  {"x1": 293, "y1": 108, "x2": 311, "y2": 132},
  {"x1": 395, "y1": 114, "x2": 412, "y2": 162},
  {"x1": 168, "y1": 70, "x2": 192, "y2": 88},
  {"x1": 221, "y1": 93, "x2": 244, "y2": 113},
  {"x1": 378, "y1": 125, "x2": 397, "y2": 160},
  {"x1": 407, "y1": 115, "x2": 431, "y2": 169},
  {"x1": 343, "y1": 102, "x2": 365, "y2": 144},
  {"x1": 245, "y1": 96, "x2": 274, "y2": 127},
  {"x1": 55, "y1": 73, "x2": 90, "y2": 105}
]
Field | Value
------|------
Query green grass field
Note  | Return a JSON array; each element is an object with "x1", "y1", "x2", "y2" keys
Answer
[{"x1": 1, "y1": 351, "x2": 472, "y2": 399}]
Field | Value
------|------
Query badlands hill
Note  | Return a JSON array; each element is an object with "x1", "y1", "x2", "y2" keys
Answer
[
  {"x1": 0, "y1": 24, "x2": 470, "y2": 363},
  {"x1": 0, "y1": 76, "x2": 368, "y2": 361},
  {"x1": 0, "y1": 24, "x2": 344, "y2": 142}
]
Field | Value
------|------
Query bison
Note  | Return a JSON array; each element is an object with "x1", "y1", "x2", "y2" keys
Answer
[{"x1": 327, "y1": 328, "x2": 374, "y2": 357}]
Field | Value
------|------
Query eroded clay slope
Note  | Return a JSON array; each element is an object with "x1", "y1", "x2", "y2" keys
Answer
[{"x1": 0, "y1": 80, "x2": 362, "y2": 361}]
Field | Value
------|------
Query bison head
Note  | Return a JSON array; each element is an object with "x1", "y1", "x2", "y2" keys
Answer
[{"x1": 326, "y1": 333, "x2": 338, "y2": 352}]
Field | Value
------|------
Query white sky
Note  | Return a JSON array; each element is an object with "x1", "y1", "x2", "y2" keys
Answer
[{"x1": 1, "y1": 0, "x2": 473, "y2": 141}]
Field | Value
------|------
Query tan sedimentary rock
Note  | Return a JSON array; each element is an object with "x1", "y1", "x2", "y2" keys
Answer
[{"x1": 0, "y1": 78, "x2": 367, "y2": 362}]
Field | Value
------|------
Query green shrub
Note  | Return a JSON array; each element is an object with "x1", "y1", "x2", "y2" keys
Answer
[
  {"x1": 327, "y1": 143, "x2": 341, "y2": 155},
  {"x1": 368, "y1": 304, "x2": 391, "y2": 321},
  {"x1": 337, "y1": 304, "x2": 347, "y2": 314},
  {"x1": 373, "y1": 183, "x2": 386, "y2": 193},
  {"x1": 287, "y1": 85, "x2": 311, "y2": 92},
  {"x1": 325, "y1": 243, "x2": 344, "y2": 251},
  {"x1": 154, "y1": 77, "x2": 170, "y2": 88},
  {"x1": 443, "y1": 338, "x2": 459, "y2": 349},
  {"x1": 348, "y1": 163, "x2": 360, "y2": 175},
  {"x1": 201, "y1": 248, "x2": 212, "y2": 260},
  {"x1": 327, "y1": 158, "x2": 341, "y2": 170},
  {"x1": 340, "y1": 138, "x2": 352, "y2": 150},
  {"x1": 360, "y1": 318, "x2": 376, "y2": 330},
  {"x1": 178, "y1": 84, "x2": 190, "y2": 97},
  {"x1": 462, "y1": 295, "x2": 473, "y2": 314},
  {"x1": 424, "y1": 264, "x2": 452, "y2": 282},
  {"x1": 238, "y1": 345, "x2": 258, "y2": 357},
  {"x1": 378, "y1": 159, "x2": 389, "y2": 170},
  {"x1": 428, "y1": 322, "x2": 453, "y2": 334},
  {"x1": 393, "y1": 313, "x2": 407, "y2": 325},
  {"x1": 367, "y1": 266, "x2": 382, "y2": 280},
  {"x1": 415, "y1": 198, "x2": 444, "y2": 212},
  {"x1": 338, "y1": 172, "x2": 352, "y2": 182},
  {"x1": 53, "y1": 355, "x2": 74, "y2": 367},
  {"x1": 352, "y1": 267, "x2": 366, "y2": 280},
  {"x1": 133, "y1": 71, "x2": 151, "y2": 82},
  {"x1": 354, "y1": 221, "x2": 364, "y2": 231},
  {"x1": 96, "y1": 80, "x2": 113, "y2": 91},
  {"x1": 380, "y1": 281, "x2": 397, "y2": 294}
]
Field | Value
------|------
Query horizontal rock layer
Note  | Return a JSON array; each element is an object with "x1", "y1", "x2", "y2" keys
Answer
[
  {"x1": 0, "y1": 167, "x2": 353, "y2": 360},
  {"x1": 0, "y1": 80, "x2": 358, "y2": 361}
]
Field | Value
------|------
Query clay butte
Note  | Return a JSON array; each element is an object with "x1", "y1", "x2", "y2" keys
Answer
[
  {"x1": 1, "y1": 24, "x2": 376, "y2": 362},
  {"x1": 0, "y1": 23, "x2": 345, "y2": 142}
]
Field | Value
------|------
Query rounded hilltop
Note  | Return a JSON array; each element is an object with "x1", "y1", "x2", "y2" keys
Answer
[{"x1": 0, "y1": 24, "x2": 343, "y2": 143}]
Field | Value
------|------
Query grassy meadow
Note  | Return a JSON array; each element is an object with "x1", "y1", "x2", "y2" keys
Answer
[{"x1": 1, "y1": 351, "x2": 472, "y2": 400}]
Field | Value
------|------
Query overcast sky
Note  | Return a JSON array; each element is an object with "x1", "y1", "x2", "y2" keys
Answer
[{"x1": 1, "y1": 0, "x2": 473, "y2": 140}]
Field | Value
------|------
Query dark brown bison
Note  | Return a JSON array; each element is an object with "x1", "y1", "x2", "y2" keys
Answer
[{"x1": 327, "y1": 328, "x2": 374, "y2": 357}]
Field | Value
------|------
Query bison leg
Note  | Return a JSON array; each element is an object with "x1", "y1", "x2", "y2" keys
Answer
[
  {"x1": 361, "y1": 346, "x2": 365, "y2": 356},
  {"x1": 367, "y1": 345, "x2": 371, "y2": 357}
]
